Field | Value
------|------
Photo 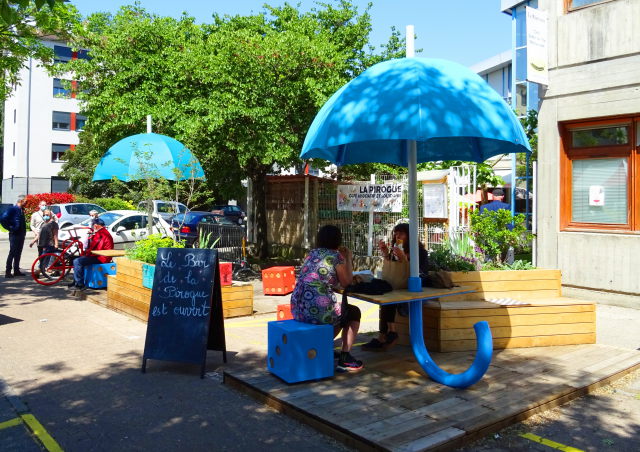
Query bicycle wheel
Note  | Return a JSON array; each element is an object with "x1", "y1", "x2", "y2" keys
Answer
[{"x1": 31, "y1": 253, "x2": 68, "y2": 286}]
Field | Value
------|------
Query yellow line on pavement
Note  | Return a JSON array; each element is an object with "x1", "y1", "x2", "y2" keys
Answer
[
  {"x1": 0, "y1": 417, "x2": 22, "y2": 430},
  {"x1": 520, "y1": 433, "x2": 584, "y2": 452},
  {"x1": 20, "y1": 414, "x2": 64, "y2": 452}
]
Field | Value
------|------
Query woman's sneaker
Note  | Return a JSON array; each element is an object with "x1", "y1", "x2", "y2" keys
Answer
[{"x1": 337, "y1": 352, "x2": 363, "y2": 372}]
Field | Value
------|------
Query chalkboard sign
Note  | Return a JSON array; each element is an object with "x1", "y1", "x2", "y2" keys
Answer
[{"x1": 142, "y1": 248, "x2": 226, "y2": 378}]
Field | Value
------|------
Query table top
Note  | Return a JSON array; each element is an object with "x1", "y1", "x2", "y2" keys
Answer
[
  {"x1": 338, "y1": 285, "x2": 474, "y2": 305},
  {"x1": 90, "y1": 249, "x2": 127, "y2": 257}
]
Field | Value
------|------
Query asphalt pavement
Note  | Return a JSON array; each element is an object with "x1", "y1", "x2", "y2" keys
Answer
[{"x1": 1, "y1": 236, "x2": 639, "y2": 451}]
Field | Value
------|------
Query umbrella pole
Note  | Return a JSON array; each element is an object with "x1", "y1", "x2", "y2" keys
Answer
[{"x1": 407, "y1": 139, "x2": 422, "y2": 292}]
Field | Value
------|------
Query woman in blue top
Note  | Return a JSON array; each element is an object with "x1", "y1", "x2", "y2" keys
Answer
[{"x1": 290, "y1": 225, "x2": 363, "y2": 372}]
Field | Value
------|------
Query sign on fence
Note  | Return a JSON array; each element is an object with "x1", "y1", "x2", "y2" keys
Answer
[
  {"x1": 423, "y1": 183, "x2": 447, "y2": 219},
  {"x1": 337, "y1": 183, "x2": 403, "y2": 212}
]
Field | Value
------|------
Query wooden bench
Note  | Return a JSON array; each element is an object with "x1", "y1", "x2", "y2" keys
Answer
[{"x1": 395, "y1": 269, "x2": 596, "y2": 352}]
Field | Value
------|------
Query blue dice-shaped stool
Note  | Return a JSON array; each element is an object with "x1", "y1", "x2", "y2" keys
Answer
[
  {"x1": 84, "y1": 263, "x2": 117, "y2": 289},
  {"x1": 267, "y1": 320, "x2": 334, "y2": 383}
]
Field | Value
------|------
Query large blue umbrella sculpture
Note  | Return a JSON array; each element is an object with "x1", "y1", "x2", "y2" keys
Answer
[
  {"x1": 300, "y1": 57, "x2": 530, "y2": 388},
  {"x1": 92, "y1": 132, "x2": 205, "y2": 182}
]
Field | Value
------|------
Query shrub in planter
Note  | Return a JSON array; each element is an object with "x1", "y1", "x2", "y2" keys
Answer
[
  {"x1": 427, "y1": 244, "x2": 480, "y2": 272},
  {"x1": 470, "y1": 209, "x2": 532, "y2": 264},
  {"x1": 125, "y1": 234, "x2": 184, "y2": 265}
]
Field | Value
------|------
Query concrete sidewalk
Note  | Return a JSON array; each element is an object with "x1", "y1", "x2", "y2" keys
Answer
[{"x1": 1, "y1": 243, "x2": 639, "y2": 451}]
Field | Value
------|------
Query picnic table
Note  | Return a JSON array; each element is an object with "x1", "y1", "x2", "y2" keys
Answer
[{"x1": 340, "y1": 284, "x2": 493, "y2": 388}]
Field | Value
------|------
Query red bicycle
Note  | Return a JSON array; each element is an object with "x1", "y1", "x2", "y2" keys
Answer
[{"x1": 31, "y1": 227, "x2": 88, "y2": 286}]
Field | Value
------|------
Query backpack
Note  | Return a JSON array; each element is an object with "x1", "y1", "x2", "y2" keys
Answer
[{"x1": 0, "y1": 208, "x2": 10, "y2": 230}]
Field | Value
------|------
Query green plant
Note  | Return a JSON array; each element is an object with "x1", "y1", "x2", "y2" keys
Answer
[
  {"x1": 197, "y1": 230, "x2": 221, "y2": 249},
  {"x1": 427, "y1": 244, "x2": 479, "y2": 272},
  {"x1": 447, "y1": 232, "x2": 476, "y2": 258},
  {"x1": 125, "y1": 234, "x2": 184, "y2": 264},
  {"x1": 482, "y1": 260, "x2": 536, "y2": 271},
  {"x1": 75, "y1": 196, "x2": 135, "y2": 211},
  {"x1": 470, "y1": 209, "x2": 533, "y2": 264}
]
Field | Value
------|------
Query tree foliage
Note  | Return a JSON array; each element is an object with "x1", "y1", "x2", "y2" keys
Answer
[
  {"x1": 0, "y1": 0, "x2": 79, "y2": 100},
  {"x1": 60, "y1": 1, "x2": 406, "y2": 257}
]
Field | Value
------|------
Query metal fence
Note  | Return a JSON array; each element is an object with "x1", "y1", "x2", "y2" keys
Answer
[{"x1": 196, "y1": 223, "x2": 245, "y2": 262}]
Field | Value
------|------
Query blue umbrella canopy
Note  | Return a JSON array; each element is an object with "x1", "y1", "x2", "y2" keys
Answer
[
  {"x1": 299, "y1": 57, "x2": 530, "y2": 389},
  {"x1": 301, "y1": 57, "x2": 530, "y2": 165},
  {"x1": 92, "y1": 132, "x2": 205, "y2": 182}
]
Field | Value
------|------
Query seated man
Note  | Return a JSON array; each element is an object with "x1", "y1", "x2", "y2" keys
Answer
[{"x1": 68, "y1": 218, "x2": 114, "y2": 290}]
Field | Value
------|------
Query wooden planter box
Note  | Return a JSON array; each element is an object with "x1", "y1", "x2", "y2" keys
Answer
[
  {"x1": 395, "y1": 269, "x2": 596, "y2": 352},
  {"x1": 106, "y1": 258, "x2": 254, "y2": 322}
]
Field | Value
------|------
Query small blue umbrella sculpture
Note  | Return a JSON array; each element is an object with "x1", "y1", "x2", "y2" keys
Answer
[
  {"x1": 301, "y1": 57, "x2": 531, "y2": 388},
  {"x1": 92, "y1": 133, "x2": 205, "y2": 182}
]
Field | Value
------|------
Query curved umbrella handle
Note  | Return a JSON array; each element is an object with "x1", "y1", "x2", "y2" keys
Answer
[{"x1": 409, "y1": 300, "x2": 492, "y2": 389}]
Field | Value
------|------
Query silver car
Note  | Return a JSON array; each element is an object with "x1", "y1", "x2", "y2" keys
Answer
[
  {"x1": 50, "y1": 203, "x2": 107, "y2": 228},
  {"x1": 58, "y1": 210, "x2": 175, "y2": 250}
]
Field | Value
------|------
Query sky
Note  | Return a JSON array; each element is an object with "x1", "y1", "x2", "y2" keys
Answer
[{"x1": 69, "y1": 0, "x2": 512, "y2": 67}]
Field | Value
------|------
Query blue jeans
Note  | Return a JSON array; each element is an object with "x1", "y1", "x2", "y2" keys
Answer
[
  {"x1": 73, "y1": 256, "x2": 101, "y2": 286},
  {"x1": 6, "y1": 233, "x2": 25, "y2": 273}
]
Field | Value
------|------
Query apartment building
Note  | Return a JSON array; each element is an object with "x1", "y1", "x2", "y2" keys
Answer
[{"x1": 2, "y1": 39, "x2": 87, "y2": 202}]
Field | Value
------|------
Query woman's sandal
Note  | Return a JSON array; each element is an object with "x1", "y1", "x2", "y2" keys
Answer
[
  {"x1": 383, "y1": 332, "x2": 399, "y2": 351},
  {"x1": 361, "y1": 338, "x2": 386, "y2": 352}
]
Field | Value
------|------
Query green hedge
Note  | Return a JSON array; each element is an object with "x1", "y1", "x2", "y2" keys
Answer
[{"x1": 75, "y1": 196, "x2": 136, "y2": 211}]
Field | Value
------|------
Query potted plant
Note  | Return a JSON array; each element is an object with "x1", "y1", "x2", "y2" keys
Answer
[{"x1": 125, "y1": 234, "x2": 185, "y2": 288}]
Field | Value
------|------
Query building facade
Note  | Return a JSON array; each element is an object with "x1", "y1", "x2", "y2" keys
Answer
[
  {"x1": 2, "y1": 39, "x2": 87, "y2": 202},
  {"x1": 534, "y1": 0, "x2": 640, "y2": 306}
]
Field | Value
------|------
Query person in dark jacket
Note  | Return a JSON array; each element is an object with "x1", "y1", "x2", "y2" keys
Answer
[
  {"x1": 479, "y1": 188, "x2": 510, "y2": 212},
  {"x1": 68, "y1": 218, "x2": 114, "y2": 290},
  {"x1": 3, "y1": 196, "x2": 27, "y2": 278}
]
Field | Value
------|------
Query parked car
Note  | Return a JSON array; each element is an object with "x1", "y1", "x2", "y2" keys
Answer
[
  {"x1": 58, "y1": 210, "x2": 174, "y2": 250},
  {"x1": 211, "y1": 204, "x2": 245, "y2": 225},
  {"x1": 171, "y1": 211, "x2": 236, "y2": 247},
  {"x1": 50, "y1": 203, "x2": 107, "y2": 228},
  {"x1": 137, "y1": 200, "x2": 188, "y2": 220}
]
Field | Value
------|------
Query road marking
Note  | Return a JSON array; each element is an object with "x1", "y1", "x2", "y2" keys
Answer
[
  {"x1": 520, "y1": 433, "x2": 584, "y2": 452},
  {"x1": 20, "y1": 414, "x2": 64, "y2": 452},
  {"x1": 0, "y1": 417, "x2": 22, "y2": 430}
]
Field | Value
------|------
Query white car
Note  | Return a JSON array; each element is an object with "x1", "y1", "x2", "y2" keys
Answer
[{"x1": 58, "y1": 210, "x2": 175, "y2": 250}]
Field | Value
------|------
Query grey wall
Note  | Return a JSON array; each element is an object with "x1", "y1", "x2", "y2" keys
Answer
[{"x1": 537, "y1": 0, "x2": 640, "y2": 307}]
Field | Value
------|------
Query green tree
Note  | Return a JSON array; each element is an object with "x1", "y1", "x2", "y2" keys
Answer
[
  {"x1": 0, "y1": 0, "x2": 79, "y2": 100},
  {"x1": 60, "y1": 2, "x2": 405, "y2": 258},
  {"x1": 57, "y1": 6, "x2": 214, "y2": 207}
]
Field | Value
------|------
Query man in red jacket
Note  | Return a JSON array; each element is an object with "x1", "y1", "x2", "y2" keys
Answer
[{"x1": 69, "y1": 218, "x2": 114, "y2": 290}]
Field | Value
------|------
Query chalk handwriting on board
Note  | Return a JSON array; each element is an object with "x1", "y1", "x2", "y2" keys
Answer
[
  {"x1": 159, "y1": 250, "x2": 176, "y2": 268},
  {"x1": 143, "y1": 247, "x2": 226, "y2": 377},
  {"x1": 181, "y1": 253, "x2": 211, "y2": 269}
]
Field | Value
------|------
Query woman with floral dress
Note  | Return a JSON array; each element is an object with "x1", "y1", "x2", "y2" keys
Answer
[{"x1": 290, "y1": 225, "x2": 363, "y2": 372}]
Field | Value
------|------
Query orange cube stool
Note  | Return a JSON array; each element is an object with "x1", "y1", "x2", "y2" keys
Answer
[
  {"x1": 219, "y1": 262, "x2": 233, "y2": 286},
  {"x1": 262, "y1": 266, "x2": 296, "y2": 295},
  {"x1": 277, "y1": 304, "x2": 293, "y2": 320}
]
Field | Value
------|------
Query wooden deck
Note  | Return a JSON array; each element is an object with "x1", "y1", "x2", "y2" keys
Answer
[{"x1": 224, "y1": 343, "x2": 640, "y2": 451}]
